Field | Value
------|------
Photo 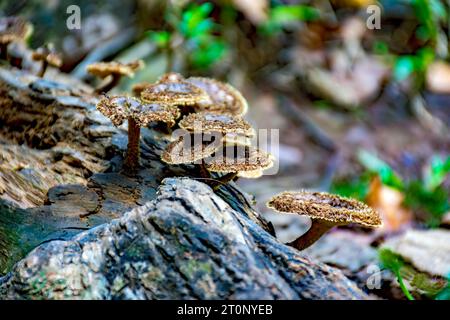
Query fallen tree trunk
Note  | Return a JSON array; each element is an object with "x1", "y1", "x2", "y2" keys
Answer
[{"x1": 0, "y1": 66, "x2": 368, "y2": 299}]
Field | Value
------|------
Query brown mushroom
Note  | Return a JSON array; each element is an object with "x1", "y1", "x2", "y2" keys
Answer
[
  {"x1": 96, "y1": 95, "x2": 179, "y2": 173},
  {"x1": 31, "y1": 44, "x2": 62, "y2": 77},
  {"x1": 140, "y1": 78, "x2": 209, "y2": 114},
  {"x1": 205, "y1": 144, "x2": 273, "y2": 186},
  {"x1": 0, "y1": 16, "x2": 33, "y2": 59},
  {"x1": 267, "y1": 191, "x2": 382, "y2": 250},
  {"x1": 185, "y1": 77, "x2": 248, "y2": 116},
  {"x1": 87, "y1": 60, "x2": 144, "y2": 94},
  {"x1": 161, "y1": 132, "x2": 222, "y2": 178},
  {"x1": 157, "y1": 72, "x2": 185, "y2": 83},
  {"x1": 178, "y1": 112, "x2": 255, "y2": 138}
]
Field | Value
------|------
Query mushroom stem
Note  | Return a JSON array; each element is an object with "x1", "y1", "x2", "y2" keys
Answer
[
  {"x1": 287, "y1": 219, "x2": 334, "y2": 250},
  {"x1": 95, "y1": 74, "x2": 121, "y2": 94},
  {"x1": 199, "y1": 159, "x2": 211, "y2": 178},
  {"x1": 124, "y1": 116, "x2": 140, "y2": 174},
  {"x1": 37, "y1": 60, "x2": 48, "y2": 77},
  {"x1": 218, "y1": 172, "x2": 238, "y2": 184}
]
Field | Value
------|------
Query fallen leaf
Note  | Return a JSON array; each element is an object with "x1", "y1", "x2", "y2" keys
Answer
[
  {"x1": 382, "y1": 229, "x2": 450, "y2": 278},
  {"x1": 426, "y1": 61, "x2": 450, "y2": 94},
  {"x1": 366, "y1": 177, "x2": 412, "y2": 232},
  {"x1": 232, "y1": 0, "x2": 268, "y2": 25}
]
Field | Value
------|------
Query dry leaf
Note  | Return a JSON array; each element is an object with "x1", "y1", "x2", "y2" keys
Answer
[
  {"x1": 426, "y1": 61, "x2": 450, "y2": 94},
  {"x1": 232, "y1": 0, "x2": 268, "y2": 25},
  {"x1": 382, "y1": 229, "x2": 450, "y2": 277},
  {"x1": 366, "y1": 177, "x2": 412, "y2": 232}
]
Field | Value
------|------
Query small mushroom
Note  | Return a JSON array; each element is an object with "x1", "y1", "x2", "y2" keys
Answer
[
  {"x1": 185, "y1": 77, "x2": 248, "y2": 116},
  {"x1": 31, "y1": 44, "x2": 63, "y2": 77},
  {"x1": 161, "y1": 132, "x2": 222, "y2": 178},
  {"x1": 0, "y1": 16, "x2": 33, "y2": 59},
  {"x1": 87, "y1": 60, "x2": 144, "y2": 94},
  {"x1": 178, "y1": 112, "x2": 255, "y2": 137},
  {"x1": 205, "y1": 144, "x2": 273, "y2": 186},
  {"x1": 96, "y1": 95, "x2": 179, "y2": 173},
  {"x1": 267, "y1": 191, "x2": 382, "y2": 250}
]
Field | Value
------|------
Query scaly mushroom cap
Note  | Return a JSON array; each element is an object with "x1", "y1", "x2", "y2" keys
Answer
[
  {"x1": 140, "y1": 79, "x2": 209, "y2": 106},
  {"x1": 31, "y1": 45, "x2": 63, "y2": 67},
  {"x1": 87, "y1": 60, "x2": 144, "y2": 78},
  {"x1": 205, "y1": 145, "x2": 273, "y2": 173},
  {"x1": 223, "y1": 133, "x2": 252, "y2": 146},
  {"x1": 0, "y1": 16, "x2": 33, "y2": 44},
  {"x1": 96, "y1": 95, "x2": 179, "y2": 127},
  {"x1": 237, "y1": 169, "x2": 263, "y2": 179},
  {"x1": 161, "y1": 133, "x2": 222, "y2": 164},
  {"x1": 178, "y1": 112, "x2": 255, "y2": 137},
  {"x1": 267, "y1": 191, "x2": 382, "y2": 227},
  {"x1": 186, "y1": 77, "x2": 248, "y2": 116},
  {"x1": 157, "y1": 72, "x2": 185, "y2": 83}
]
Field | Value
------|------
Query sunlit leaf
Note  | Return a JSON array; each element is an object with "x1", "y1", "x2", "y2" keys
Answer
[{"x1": 357, "y1": 150, "x2": 404, "y2": 189}]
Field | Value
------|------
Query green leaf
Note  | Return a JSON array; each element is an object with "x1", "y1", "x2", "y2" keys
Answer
[
  {"x1": 393, "y1": 56, "x2": 416, "y2": 81},
  {"x1": 191, "y1": 39, "x2": 227, "y2": 69},
  {"x1": 269, "y1": 5, "x2": 319, "y2": 24},
  {"x1": 423, "y1": 155, "x2": 450, "y2": 191},
  {"x1": 357, "y1": 150, "x2": 404, "y2": 189},
  {"x1": 179, "y1": 2, "x2": 214, "y2": 38},
  {"x1": 147, "y1": 31, "x2": 171, "y2": 48}
]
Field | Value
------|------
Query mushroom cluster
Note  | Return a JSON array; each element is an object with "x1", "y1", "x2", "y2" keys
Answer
[
  {"x1": 157, "y1": 73, "x2": 273, "y2": 188},
  {"x1": 0, "y1": 16, "x2": 63, "y2": 76},
  {"x1": 267, "y1": 191, "x2": 382, "y2": 250}
]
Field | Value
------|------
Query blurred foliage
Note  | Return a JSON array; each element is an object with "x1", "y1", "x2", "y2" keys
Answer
[
  {"x1": 147, "y1": 2, "x2": 227, "y2": 70},
  {"x1": 379, "y1": 248, "x2": 448, "y2": 300},
  {"x1": 260, "y1": 4, "x2": 320, "y2": 35},
  {"x1": 332, "y1": 151, "x2": 449, "y2": 226}
]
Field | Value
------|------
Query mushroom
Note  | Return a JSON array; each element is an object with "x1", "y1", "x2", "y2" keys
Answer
[
  {"x1": 185, "y1": 77, "x2": 248, "y2": 116},
  {"x1": 178, "y1": 112, "x2": 255, "y2": 137},
  {"x1": 0, "y1": 16, "x2": 33, "y2": 59},
  {"x1": 96, "y1": 95, "x2": 179, "y2": 173},
  {"x1": 161, "y1": 132, "x2": 222, "y2": 178},
  {"x1": 31, "y1": 44, "x2": 63, "y2": 77},
  {"x1": 140, "y1": 76, "x2": 209, "y2": 114},
  {"x1": 205, "y1": 144, "x2": 273, "y2": 186},
  {"x1": 267, "y1": 191, "x2": 382, "y2": 250},
  {"x1": 87, "y1": 60, "x2": 144, "y2": 94}
]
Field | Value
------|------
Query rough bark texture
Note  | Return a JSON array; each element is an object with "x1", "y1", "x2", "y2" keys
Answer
[{"x1": 0, "y1": 66, "x2": 369, "y2": 299}]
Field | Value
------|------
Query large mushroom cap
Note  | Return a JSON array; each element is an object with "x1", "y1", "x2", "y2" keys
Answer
[
  {"x1": 96, "y1": 95, "x2": 178, "y2": 127},
  {"x1": 161, "y1": 133, "x2": 222, "y2": 164},
  {"x1": 140, "y1": 79, "x2": 209, "y2": 106},
  {"x1": 205, "y1": 145, "x2": 273, "y2": 173},
  {"x1": 186, "y1": 77, "x2": 248, "y2": 116},
  {"x1": 87, "y1": 60, "x2": 144, "y2": 78},
  {"x1": 0, "y1": 16, "x2": 33, "y2": 44},
  {"x1": 178, "y1": 112, "x2": 255, "y2": 137},
  {"x1": 267, "y1": 191, "x2": 382, "y2": 227}
]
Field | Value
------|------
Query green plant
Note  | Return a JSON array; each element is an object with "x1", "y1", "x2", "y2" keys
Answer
[
  {"x1": 379, "y1": 248, "x2": 415, "y2": 300},
  {"x1": 147, "y1": 2, "x2": 227, "y2": 71},
  {"x1": 332, "y1": 150, "x2": 449, "y2": 226},
  {"x1": 260, "y1": 4, "x2": 320, "y2": 35}
]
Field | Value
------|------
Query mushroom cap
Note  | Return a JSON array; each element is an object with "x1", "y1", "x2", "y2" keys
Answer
[
  {"x1": 186, "y1": 77, "x2": 248, "y2": 116},
  {"x1": 205, "y1": 145, "x2": 273, "y2": 173},
  {"x1": 140, "y1": 79, "x2": 209, "y2": 106},
  {"x1": 31, "y1": 45, "x2": 62, "y2": 67},
  {"x1": 161, "y1": 133, "x2": 222, "y2": 164},
  {"x1": 86, "y1": 60, "x2": 144, "y2": 78},
  {"x1": 178, "y1": 112, "x2": 255, "y2": 137},
  {"x1": 237, "y1": 169, "x2": 263, "y2": 179},
  {"x1": 96, "y1": 95, "x2": 179, "y2": 127},
  {"x1": 267, "y1": 191, "x2": 382, "y2": 227},
  {"x1": 223, "y1": 133, "x2": 252, "y2": 146},
  {"x1": 0, "y1": 17, "x2": 33, "y2": 44},
  {"x1": 157, "y1": 72, "x2": 185, "y2": 83}
]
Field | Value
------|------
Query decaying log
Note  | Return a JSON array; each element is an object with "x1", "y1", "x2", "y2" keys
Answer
[{"x1": 0, "y1": 66, "x2": 369, "y2": 299}]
